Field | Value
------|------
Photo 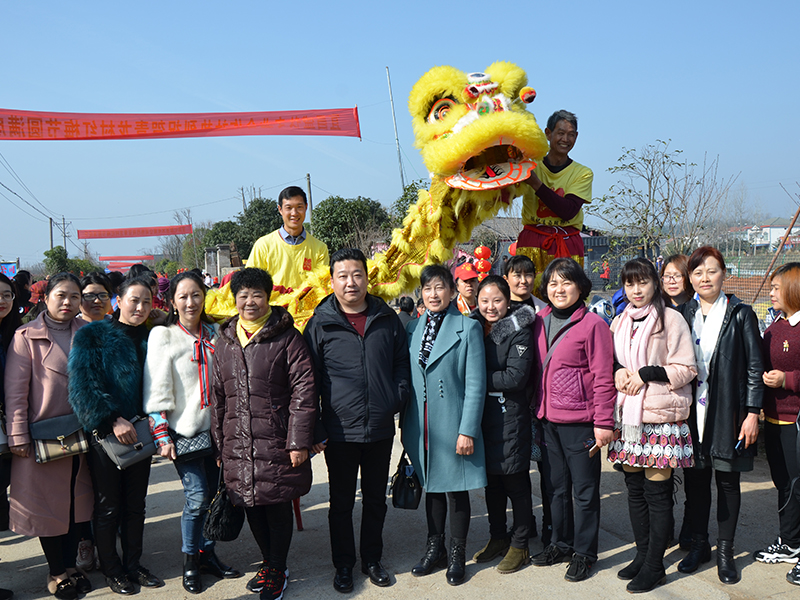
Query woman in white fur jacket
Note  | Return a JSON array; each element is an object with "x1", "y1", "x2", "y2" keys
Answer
[{"x1": 143, "y1": 272, "x2": 242, "y2": 594}]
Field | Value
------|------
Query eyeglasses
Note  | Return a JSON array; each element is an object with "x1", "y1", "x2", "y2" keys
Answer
[
  {"x1": 0, "y1": 292, "x2": 14, "y2": 302},
  {"x1": 662, "y1": 274, "x2": 684, "y2": 282},
  {"x1": 82, "y1": 292, "x2": 110, "y2": 302}
]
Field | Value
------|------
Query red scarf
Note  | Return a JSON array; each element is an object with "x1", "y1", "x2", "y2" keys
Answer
[{"x1": 178, "y1": 322, "x2": 215, "y2": 408}]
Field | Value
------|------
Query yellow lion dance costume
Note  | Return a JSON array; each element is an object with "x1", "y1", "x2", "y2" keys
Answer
[{"x1": 207, "y1": 61, "x2": 549, "y2": 329}]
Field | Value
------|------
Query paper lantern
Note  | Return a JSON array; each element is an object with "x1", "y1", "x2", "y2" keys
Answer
[
  {"x1": 474, "y1": 258, "x2": 492, "y2": 273},
  {"x1": 474, "y1": 245, "x2": 491, "y2": 260},
  {"x1": 508, "y1": 242, "x2": 517, "y2": 256}
]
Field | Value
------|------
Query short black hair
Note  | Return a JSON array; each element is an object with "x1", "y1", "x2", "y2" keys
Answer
[
  {"x1": 330, "y1": 248, "x2": 368, "y2": 276},
  {"x1": 504, "y1": 255, "x2": 536, "y2": 276},
  {"x1": 477, "y1": 274, "x2": 511, "y2": 303},
  {"x1": 547, "y1": 109, "x2": 578, "y2": 132},
  {"x1": 45, "y1": 272, "x2": 81, "y2": 296},
  {"x1": 106, "y1": 271, "x2": 125, "y2": 294},
  {"x1": 80, "y1": 271, "x2": 113, "y2": 295},
  {"x1": 539, "y1": 258, "x2": 592, "y2": 304},
  {"x1": 231, "y1": 268, "x2": 273, "y2": 298},
  {"x1": 419, "y1": 264, "x2": 454, "y2": 291},
  {"x1": 278, "y1": 186, "x2": 307, "y2": 207},
  {"x1": 126, "y1": 264, "x2": 152, "y2": 280},
  {"x1": 398, "y1": 296, "x2": 415, "y2": 314}
]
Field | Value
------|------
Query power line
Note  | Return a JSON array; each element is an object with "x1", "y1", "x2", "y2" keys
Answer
[
  {"x1": 0, "y1": 151, "x2": 59, "y2": 218},
  {"x1": 0, "y1": 188, "x2": 47, "y2": 222},
  {"x1": 0, "y1": 180, "x2": 52, "y2": 220}
]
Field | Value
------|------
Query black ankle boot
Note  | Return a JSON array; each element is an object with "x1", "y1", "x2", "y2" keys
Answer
[
  {"x1": 445, "y1": 538, "x2": 466, "y2": 586},
  {"x1": 627, "y1": 478, "x2": 671, "y2": 593},
  {"x1": 717, "y1": 539, "x2": 740, "y2": 584},
  {"x1": 619, "y1": 469, "x2": 648, "y2": 581},
  {"x1": 183, "y1": 553, "x2": 202, "y2": 594},
  {"x1": 678, "y1": 533, "x2": 712, "y2": 573},
  {"x1": 411, "y1": 534, "x2": 446, "y2": 576}
]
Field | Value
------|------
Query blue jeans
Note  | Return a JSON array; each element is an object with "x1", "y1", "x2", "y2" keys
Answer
[{"x1": 174, "y1": 455, "x2": 218, "y2": 554}]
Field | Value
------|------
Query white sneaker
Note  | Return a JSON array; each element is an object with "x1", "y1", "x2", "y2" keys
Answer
[
  {"x1": 76, "y1": 540, "x2": 95, "y2": 572},
  {"x1": 754, "y1": 538, "x2": 800, "y2": 564}
]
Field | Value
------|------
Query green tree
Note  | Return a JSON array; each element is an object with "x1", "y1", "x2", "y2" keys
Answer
[
  {"x1": 390, "y1": 179, "x2": 428, "y2": 228},
  {"x1": 204, "y1": 198, "x2": 283, "y2": 259},
  {"x1": 311, "y1": 196, "x2": 391, "y2": 255},
  {"x1": 154, "y1": 258, "x2": 180, "y2": 277},
  {"x1": 182, "y1": 226, "x2": 211, "y2": 270},
  {"x1": 43, "y1": 246, "x2": 101, "y2": 276}
]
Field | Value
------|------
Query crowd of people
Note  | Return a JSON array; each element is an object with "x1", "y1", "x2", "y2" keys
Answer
[{"x1": 1, "y1": 186, "x2": 799, "y2": 600}]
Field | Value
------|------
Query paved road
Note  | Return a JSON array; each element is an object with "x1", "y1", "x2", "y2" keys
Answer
[{"x1": 0, "y1": 435, "x2": 792, "y2": 600}]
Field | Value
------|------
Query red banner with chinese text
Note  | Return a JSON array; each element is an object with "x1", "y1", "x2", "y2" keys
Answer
[
  {"x1": 0, "y1": 108, "x2": 361, "y2": 140},
  {"x1": 78, "y1": 225, "x2": 192, "y2": 239},
  {"x1": 99, "y1": 255, "x2": 155, "y2": 261}
]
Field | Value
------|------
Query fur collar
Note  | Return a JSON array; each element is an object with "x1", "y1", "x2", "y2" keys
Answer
[{"x1": 488, "y1": 304, "x2": 536, "y2": 345}]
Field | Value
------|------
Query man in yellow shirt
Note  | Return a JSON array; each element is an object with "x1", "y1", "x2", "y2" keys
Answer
[
  {"x1": 246, "y1": 186, "x2": 329, "y2": 295},
  {"x1": 516, "y1": 110, "x2": 593, "y2": 293}
]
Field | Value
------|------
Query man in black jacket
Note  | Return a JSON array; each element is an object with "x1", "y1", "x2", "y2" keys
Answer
[{"x1": 304, "y1": 248, "x2": 411, "y2": 593}]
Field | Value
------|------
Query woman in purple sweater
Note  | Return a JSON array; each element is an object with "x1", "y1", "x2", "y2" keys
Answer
[
  {"x1": 754, "y1": 262, "x2": 800, "y2": 587},
  {"x1": 530, "y1": 258, "x2": 616, "y2": 582}
]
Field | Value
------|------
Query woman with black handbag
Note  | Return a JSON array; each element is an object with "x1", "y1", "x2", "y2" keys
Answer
[
  {"x1": 211, "y1": 268, "x2": 316, "y2": 600},
  {"x1": 68, "y1": 276, "x2": 163, "y2": 595},
  {"x1": 5, "y1": 273, "x2": 92, "y2": 599},
  {"x1": 143, "y1": 272, "x2": 241, "y2": 594}
]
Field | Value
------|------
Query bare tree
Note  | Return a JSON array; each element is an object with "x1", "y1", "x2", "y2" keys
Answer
[{"x1": 588, "y1": 140, "x2": 738, "y2": 257}]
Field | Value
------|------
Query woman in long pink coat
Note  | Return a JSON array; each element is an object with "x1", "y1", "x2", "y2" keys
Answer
[{"x1": 5, "y1": 273, "x2": 93, "y2": 600}]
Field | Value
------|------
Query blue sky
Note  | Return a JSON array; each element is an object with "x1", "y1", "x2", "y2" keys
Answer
[{"x1": 2, "y1": 1, "x2": 798, "y2": 266}]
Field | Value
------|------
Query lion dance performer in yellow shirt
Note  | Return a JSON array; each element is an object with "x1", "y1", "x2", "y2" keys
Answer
[
  {"x1": 207, "y1": 61, "x2": 553, "y2": 329},
  {"x1": 517, "y1": 110, "x2": 593, "y2": 294}
]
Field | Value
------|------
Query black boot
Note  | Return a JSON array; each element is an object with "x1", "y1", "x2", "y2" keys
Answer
[
  {"x1": 618, "y1": 469, "x2": 648, "y2": 581},
  {"x1": 717, "y1": 539, "x2": 740, "y2": 584},
  {"x1": 198, "y1": 549, "x2": 242, "y2": 579},
  {"x1": 677, "y1": 533, "x2": 711, "y2": 573},
  {"x1": 183, "y1": 553, "x2": 202, "y2": 594},
  {"x1": 627, "y1": 477, "x2": 671, "y2": 593},
  {"x1": 445, "y1": 537, "x2": 467, "y2": 586},
  {"x1": 411, "y1": 534, "x2": 446, "y2": 577}
]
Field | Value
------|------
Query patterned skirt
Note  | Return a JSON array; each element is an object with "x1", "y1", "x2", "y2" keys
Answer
[{"x1": 607, "y1": 421, "x2": 694, "y2": 469}]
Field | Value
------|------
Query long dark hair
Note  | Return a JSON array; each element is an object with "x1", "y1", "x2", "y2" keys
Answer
[
  {"x1": 620, "y1": 258, "x2": 666, "y2": 334},
  {"x1": 0, "y1": 273, "x2": 22, "y2": 353},
  {"x1": 164, "y1": 272, "x2": 212, "y2": 326}
]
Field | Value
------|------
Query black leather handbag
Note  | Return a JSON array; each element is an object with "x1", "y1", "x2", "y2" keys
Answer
[
  {"x1": 390, "y1": 451, "x2": 422, "y2": 510},
  {"x1": 203, "y1": 468, "x2": 245, "y2": 542}
]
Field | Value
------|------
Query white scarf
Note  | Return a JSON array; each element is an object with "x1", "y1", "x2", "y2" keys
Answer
[
  {"x1": 691, "y1": 292, "x2": 728, "y2": 443},
  {"x1": 613, "y1": 303, "x2": 658, "y2": 443}
]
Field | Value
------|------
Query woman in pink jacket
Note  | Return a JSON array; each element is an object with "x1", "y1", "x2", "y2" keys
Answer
[
  {"x1": 608, "y1": 258, "x2": 697, "y2": 593},
  {"x1": 531, "y1": 258, "x2": 616, "y2": 582}
]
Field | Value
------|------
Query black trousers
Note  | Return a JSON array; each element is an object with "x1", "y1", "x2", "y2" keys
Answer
[
  {"x1": 683, "y1": 466, "x2": 740, "y2": 541},
  {"x1": 486, "y1": 471, "x2": 531, "y2": 548},
  {"x1": 765, "y1": 421, "x2": 800, "y2": 547},
  {"x1": 426, "y1": 491, "x2": 471, "y2": 540},
  {"x1": 540, "y1": 420, "x2": 601, "y2": 561},
  {"x1": 87, "y1": 442, "x2": 151, "y2": 577},
  {"x1": 324, "y1": 438, "x2": 393, "y2": 568},
  {"x1": 245, "y1": 502, "x2": 294, "y2": 572},
  {"x1": 39, "y1": 455, "x2": 84, "y2": 576}
]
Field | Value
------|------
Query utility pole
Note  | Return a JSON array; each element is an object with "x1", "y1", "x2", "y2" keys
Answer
[
  {"x1": 49, "y1": 217, "x2": 54, "y2": 250},
  {"x1": 189, "y1": 216, "x2": 199, "y2": 269},
  {"x1": 306, "y1": 173, "x2": 313, "y2": 212},
  {"x1": 240, "y1": 187, "x2": 247, "y2": 212},
  {"x1": 386, "y1": 66, "x2": 406, "y2": 193},
  {"x1": 62, "y1": 215, "x2": 66, "y2": 249}
]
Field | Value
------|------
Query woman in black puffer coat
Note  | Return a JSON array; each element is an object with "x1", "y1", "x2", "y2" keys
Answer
[{"x1": 470, "y1": 275, "x2": 536, "y2": 574}]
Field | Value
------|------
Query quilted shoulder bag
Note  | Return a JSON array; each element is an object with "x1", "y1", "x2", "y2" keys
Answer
[
  {"x1": 169, "y1": 428, "x2": 213, "y2": 463},
  {"x1": 29, "y1": 413, "x2": 89, "y2": 463}
]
